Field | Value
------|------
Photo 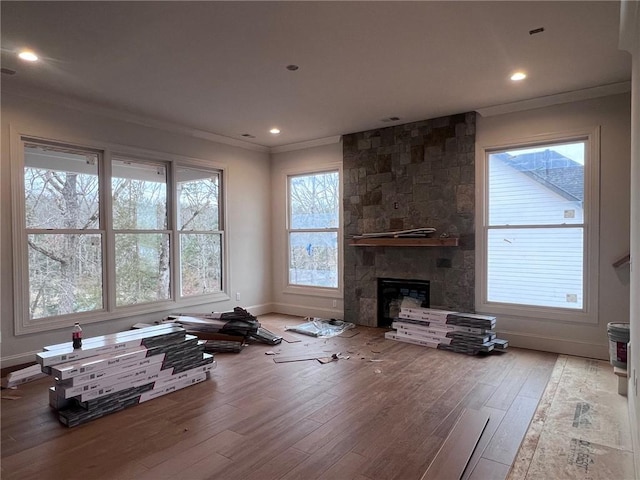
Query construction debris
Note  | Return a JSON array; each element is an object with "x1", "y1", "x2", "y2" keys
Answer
[
  {"x1": 385, "y1": 306, "x2": 508, "y2": 355},
  {"x1": 284, "y1": 318, "x2": 355, "y2": 338},
  {"x1": 272, "y1": 352, "x2": 329, "y2": 363},
  {"x1": 165, "y1": 307, "x2": 282, "y2": 352}
]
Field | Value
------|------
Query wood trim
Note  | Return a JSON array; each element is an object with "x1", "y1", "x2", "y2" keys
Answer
[{"x1": 349, "y1": 237, "x2": 459, "y2": 247}]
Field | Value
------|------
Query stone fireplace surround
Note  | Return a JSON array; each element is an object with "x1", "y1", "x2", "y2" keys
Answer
[{"x1": 343, "y1": 112, "x2": 476, "y2": 327}]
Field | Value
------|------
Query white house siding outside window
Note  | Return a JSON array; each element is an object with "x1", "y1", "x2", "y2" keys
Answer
[
  {"x1": 13, "y1": 137, "x2": 224, "y2": 334},
  {"x1": 287, "y1": 170, "x2": 340, "y2": 290},
  {"x1": 478, "y1": 133, "x2": 599, "y2": 323}
]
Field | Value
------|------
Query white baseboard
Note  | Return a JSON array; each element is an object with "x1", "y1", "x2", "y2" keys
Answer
[
  {"x1": 500, "y1": 330, "x2": 609, "y2": 360},
  {"x1": 1, "y1": 350, "x2": 41, "y2": 370},
  {"x1": 270, "y1": 302, "x2": 344, "y2": 319},
  {"x1": 243, "y1": 303, "x2": 274, "y2": 317}
]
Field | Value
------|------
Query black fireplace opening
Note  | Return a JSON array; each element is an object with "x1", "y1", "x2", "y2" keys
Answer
[{"x1": 377, "y1": 278, "x2": 430, "y2": 327}]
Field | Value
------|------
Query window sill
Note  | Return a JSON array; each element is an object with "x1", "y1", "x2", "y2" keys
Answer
[
  {"x1": 476, "y1": 301, "x2": 597, "y2": 325},
  {"x1": 282, "y1": 285, "x2": 342, "y2": 299},
  {"x1": 15, "y1": 292, "x2": 231, "y2": 336}
]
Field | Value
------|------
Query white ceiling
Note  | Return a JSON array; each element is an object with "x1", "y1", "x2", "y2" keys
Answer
[{"x1": 0, "y1": 1, "x2": 631, "y2": 149}]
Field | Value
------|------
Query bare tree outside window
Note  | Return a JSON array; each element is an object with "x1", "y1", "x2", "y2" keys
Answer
[
  {"x1": 177, "y1": 168, "x2": 222, "y2": 296},
  {"x1": 18, "y1": 139, "x2": 226, "y2": 329},
  {"x1": 112, "y1": 159, "x2": 169, "y2": 307},
  {"x1": 288, "y1": 171, "x2": 339, "y2": 288},
  {"x1": 24, "y1": 144, "x2": 102, "y2": 319}
]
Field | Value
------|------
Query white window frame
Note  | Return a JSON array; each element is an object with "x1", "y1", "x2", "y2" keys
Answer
[
  {"x1": 283, "y1": 165, "x2": 343, "y2": 297},
  {"x1": 475, "y1": 128, "x2": 600, "y2": 324},
  {"x1": 175, "y1": 165, "x2": 225, "y2": 299},
  {"x1": 11, "y1": 128, "x2": 229, "y2": 335}
]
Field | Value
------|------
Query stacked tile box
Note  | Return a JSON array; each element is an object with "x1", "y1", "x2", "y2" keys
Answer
[
  {"x1": 37, "y1": 324, "x2": 216, "y2": 427},
  {"x1": 385, "y1": 307, "x2": 508, "y2": 354}
]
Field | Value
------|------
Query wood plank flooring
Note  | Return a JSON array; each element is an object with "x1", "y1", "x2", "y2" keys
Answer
[
  {"x1": 1, "y1": 314, "x2": 558, "y2": 480},
  {"x1": 421, "y1": 409, "x2": 490, "y2": 480}
]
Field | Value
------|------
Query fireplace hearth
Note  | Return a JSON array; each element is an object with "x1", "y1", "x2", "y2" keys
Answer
[{"x1": 377, "y1": 278, "x2": 430, "y2": 327}]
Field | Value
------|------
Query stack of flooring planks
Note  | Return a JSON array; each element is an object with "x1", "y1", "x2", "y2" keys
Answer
[
  {"x1": 385, "y1": 307, "x2": 509, "y2": 355},
  {"x1": 165, "y1": 306, "x2": 282, "y2": 352},
  {"x1": 37, "y1": 324, "x2": 216, "y2": 427}
]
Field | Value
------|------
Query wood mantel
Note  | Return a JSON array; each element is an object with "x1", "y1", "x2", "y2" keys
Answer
[{"x1": 349, "y1": 237, "x2": 459, "y2": 247}]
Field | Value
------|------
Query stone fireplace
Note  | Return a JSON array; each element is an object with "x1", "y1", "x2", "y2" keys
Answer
[{"x1": 343, "y1": 113, "x2": 476, "y2": 327}]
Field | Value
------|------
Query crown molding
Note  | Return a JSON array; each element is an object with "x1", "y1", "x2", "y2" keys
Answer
[
  {"x1": 269, "y1": 135, "x2": 342, "y2": 154},
  {"x1": 476, "y1": 81, "x2": 632, "y2": 118},
  {"x1": 2, "y1": 83, "x2": 270, "y2": 153}
]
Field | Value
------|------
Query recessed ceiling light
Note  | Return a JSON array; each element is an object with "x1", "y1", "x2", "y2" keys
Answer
[
  {"x1": 269, "y1": 128, "x2": 281, "y2": 135},
  {"x1": 18, "y1": 50, "x2": 38, "y2": 62},
  {"x1": 510, "y1": 71, "x2": 527, "y2": 81}
]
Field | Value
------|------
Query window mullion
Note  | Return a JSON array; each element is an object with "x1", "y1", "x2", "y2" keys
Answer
[{"x1": 103, "y1": 149, "x2": 114, "y2": 314}]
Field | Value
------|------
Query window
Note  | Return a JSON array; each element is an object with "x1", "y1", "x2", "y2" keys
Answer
[
  {"x1": 287, "y1": 170, "x2": 340, "y2": 289},
  {"x1": 22, "y1": 142, "x2": 103, "y2": 319},
  {"x1": 13, "y1": 136, "x2": 225, "y2": 333},
  {"x1": 112, "y1": 156, "x2": 169, "y2": 307},
  {"x1": 478, "y1": 132, "x2": 599, "y2": 322},
  {"x1": 176, "y1": 167, "x2": 222, "y2": 297}
]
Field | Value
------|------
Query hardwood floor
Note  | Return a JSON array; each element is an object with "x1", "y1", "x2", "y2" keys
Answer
[{"x1": 1, "y1": 314, "x2": 558, "y2": 480}]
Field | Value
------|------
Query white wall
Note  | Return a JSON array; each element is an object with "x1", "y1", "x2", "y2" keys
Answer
[
  {"x1": 270, "y1": 141, "x2": 344, "y2": 318},
  {"x1": 476, "y1": 93, "x2": 631, "y2": 360},
  {"x1": 619, "y1": 0, "x2": 640, "y2": 472},
  {"x1": 1, "y1": 92, "x2": 272, "y2": 368}
]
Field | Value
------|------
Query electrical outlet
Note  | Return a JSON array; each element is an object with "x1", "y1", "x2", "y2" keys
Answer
[
  {"x1": 236, "y1": 292, "x2": 240, "y2": 301},
  {"x1": 332, "y1": 300, "x2": 337, "y2": 308}
]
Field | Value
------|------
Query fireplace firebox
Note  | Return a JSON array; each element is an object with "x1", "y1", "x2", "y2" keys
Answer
[{"x1": 377, "y1": 278, "x2": 430, "y2": 327}]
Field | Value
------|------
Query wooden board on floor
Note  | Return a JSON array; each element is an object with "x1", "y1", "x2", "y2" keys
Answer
[
  {"x1": 338, "y1": 330, "x2": 360, "y2": 338},
  {"x1": 262, "y1": 326, "x2": 302, "y2": 343},
  {"x1": 272, "y1": 352, "x2": 328, "y2": 363},
  {"x1": 279, "y1": 331, "x2": 302, "y2": 343},
  {"x1": 421, "y1": 408, "x2": 490, "y2": 480}
]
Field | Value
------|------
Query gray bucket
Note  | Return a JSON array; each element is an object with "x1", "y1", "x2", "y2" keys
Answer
[{"x1": 607, "y1": 322, "x2": 630, "y2": 368}]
